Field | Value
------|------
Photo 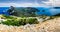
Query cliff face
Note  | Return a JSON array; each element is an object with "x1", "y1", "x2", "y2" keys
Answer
[{"x1": 0, "y1": 16, "x2": 60, "y2": 32}]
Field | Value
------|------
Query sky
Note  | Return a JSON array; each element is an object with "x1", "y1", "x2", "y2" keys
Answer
[
  {"x1": 0, "y1": 0, "x2": 60, "y2": 16},
  {"x1": 0, "y1": 0, "x2": 60, "y2": 7}
]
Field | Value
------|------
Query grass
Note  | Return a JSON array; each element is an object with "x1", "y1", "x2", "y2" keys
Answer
[{"x1": 0, "y1": 15, "x2": 39, "y2": 26}]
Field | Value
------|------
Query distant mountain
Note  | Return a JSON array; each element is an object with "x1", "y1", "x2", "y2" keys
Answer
[
  {"x1": 7, "y1": 6, "x2": 40, "y2": 17},
  {"x1": 1, "y1": 6, "x2": 60, "y2": 16}
]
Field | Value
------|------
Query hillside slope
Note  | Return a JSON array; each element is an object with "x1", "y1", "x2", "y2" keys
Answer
[{"x1": 0, "y1": 16, "x2": 60, "y2": 32}]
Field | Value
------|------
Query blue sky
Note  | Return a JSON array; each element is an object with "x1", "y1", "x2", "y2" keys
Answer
[
  {"x1": 0, "y1": 0, "x2": 60, "y2": 7},
  {"x1": 0, "y1": 0, "x2": 48, "y2": 3},
  {"x1": 0, "y1": 0, "x2": 34, "y2": 3},
  {"x1": 0, "y1": 0, "x2": 49, "y2": 7}
]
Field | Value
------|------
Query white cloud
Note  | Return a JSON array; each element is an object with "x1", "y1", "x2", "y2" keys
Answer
[
  {"x1": 43, "y1": 0, "x2": 60, "y2": 7},
  {"x1": 0, "y1": 3, "x2": 42, "y2": 7},
  {"x1": 1, "y1": 0, "x2": 60, "y2": 7},
  {"x1": 0, "y1": 2, "x2": 50, "y2": 7}
]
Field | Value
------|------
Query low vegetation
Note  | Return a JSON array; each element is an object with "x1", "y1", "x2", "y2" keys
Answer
[
  {"x1": 0, "y1": 15, "x2": 39, "y2": 26},
  {"x1": 0, "y1": 14, "x2": 59, "y2": 26}
]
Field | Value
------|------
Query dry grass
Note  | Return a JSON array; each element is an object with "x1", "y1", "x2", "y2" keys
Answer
[{"x1": 0, "y1": 16, "x2": 60, "y2": 32}]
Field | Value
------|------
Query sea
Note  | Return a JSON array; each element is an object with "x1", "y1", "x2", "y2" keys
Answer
[{"x1": 0, "y1": 7, "x2": 51, "y2": 16}]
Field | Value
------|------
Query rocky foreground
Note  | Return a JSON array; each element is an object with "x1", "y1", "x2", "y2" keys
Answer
[{"x1": 0, "y1": 17, "x2": 60, "y2": 32}]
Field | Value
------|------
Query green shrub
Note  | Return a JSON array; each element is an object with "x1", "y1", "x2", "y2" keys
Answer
[
  {"x1": 1, "y1": 18, "x2": 39, "y2": 26},
  {"x1": 28, "y1": 18, "x2": 38, "y2": 24}
]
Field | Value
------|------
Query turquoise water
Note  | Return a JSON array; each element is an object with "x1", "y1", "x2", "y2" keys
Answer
[
  {"x1": 0, "y1": 7, "x2": 59, "y2": 16},
  {"x1": 0, "y1": 7, "x2": 9, "y2": 15},
  {"x1": 35, "y1": 7, "x2": 51, "y2": 16}
]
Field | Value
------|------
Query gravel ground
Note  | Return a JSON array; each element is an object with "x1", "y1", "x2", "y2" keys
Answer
[{"x1": 0, "y1": 17, "x2": 60, "y2": 32}]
